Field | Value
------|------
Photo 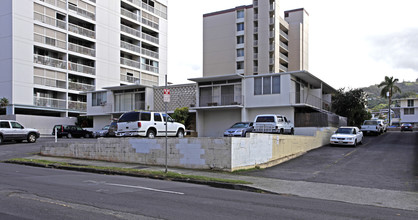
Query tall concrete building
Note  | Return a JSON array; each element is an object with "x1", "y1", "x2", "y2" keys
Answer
[
  {"x1": 0, "y1": 0, "x2": 167, "y2": 119},
  {"x1": 203, "y1": 0, "x2": 308, "y2": 77}
]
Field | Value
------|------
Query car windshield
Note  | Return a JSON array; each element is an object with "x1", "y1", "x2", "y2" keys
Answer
[
  {"x1": 364, "y1": 121, "x2": 378, "y2": 125},
  {"x1": 231, "y1": 123, "x2": 248, "y2": 128},
  {"x1": 336, "y1": 128, "x2": 354, "y2": 134}
]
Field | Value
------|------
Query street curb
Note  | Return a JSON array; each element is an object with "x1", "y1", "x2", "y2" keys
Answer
[{"x1": 3, "y1": 161, "x2": 273, "y2": 194}]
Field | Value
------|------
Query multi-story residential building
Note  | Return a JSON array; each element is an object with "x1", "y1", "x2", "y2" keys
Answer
[
  {"x1": 392, "y1": 97, "x2": 418, "y2": 127},
  {"x1": 203, "y1": 0, "x2": 308, "y2": 77},
  {"x1": 0, "y1": 0, "x2": 167, "y2": 131}
]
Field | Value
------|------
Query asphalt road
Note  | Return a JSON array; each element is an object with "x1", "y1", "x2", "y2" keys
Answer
[
  {"x1": 245, "y1": 131, "x2": 418, "y2": 192},
  {"x1": 1, "y1": 163, "x2": 418, "y2": 220}
]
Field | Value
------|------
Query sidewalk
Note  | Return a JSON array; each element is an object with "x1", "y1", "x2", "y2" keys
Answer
[{"x1": 22, "y1": 155, "x2": 418, "y2": 212}]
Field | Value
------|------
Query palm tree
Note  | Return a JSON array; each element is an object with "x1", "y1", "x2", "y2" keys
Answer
[
  {"x1": 0, "y1": 97, "x2": 9, "y2": 108},
  {"x1": 378, "y1": 76, "x2": 401, "y2": 125}
]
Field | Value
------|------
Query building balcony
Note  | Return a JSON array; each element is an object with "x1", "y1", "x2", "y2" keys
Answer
[
  {"x1": 121, "y1": 41, "x2": 141, "y2": 54},
  {"x1": 34, "y1": 76, "x2": 66, "y2": 89},
  {"x1": 34, "y1": 12, "x2": 66, "y2": 30},
  {"x1": 199, "y1": 94, "x2": 243, "y2": 107},
  {"x1": 254, "y1": 53, "x2": 258, "y2": 59},
  {"x1": 68, "y1": 100, "x2": 87, "y2": 111},
  {"x1": 68, "y1": 62, "x2": 95, "y2": 75},
  {"x1": 141, "y1": 32, "x2": 159, "y2": 44},
  {"x1": 279, "y1": 64, "x2": 288, "y2": 72},
  {"x1": 34, "y1": 54, "x2": 67, "y2": 69},
  {"x1": 33, "y1": 96, "x2": 66, "y2": 109},
  {"x1": 279, "y1": 41, "x2": 288, "y2": 51},
  {"x1": 253, "y1": 40, "x2": 258, "y2": 46},
  {"x1": 254, "y1": 27, "x2": 258, "y2": 34},
  {"x1": 141, "y1": 48, "x2": 159, "y2": 59},
  {"x1": 68, "y1": 43, "x2": 96, "y2": 57},
  {"x1": 141, "y1": 17, "x2": 159, "y2": 29},
  {"x1": 120, "y1": 74, "x2": 140, "y2": 83},
  {"x1": 124, "y1": 0, "x2": 167, "y2": 19},
  {"x1": 269, "y1": 58, "x2": 274, "y2": 65},
  {"x1": 280, "y1": 30, "x2": 289, "y2": 39},
  {"x1": 121, "y1": 8, "x2": 138, "y2": 20},
  {"x1": 279, "y1": 53, "x2": 289, "y2": 62},
  {"x1": 34, "y1": 33, "x2": 67, "y2": 50},
  {"x1": 269, "y1": 31, "x2": 275, "y2": 38},
  {"x1": 68, "y1": 4, "x2": 96, "y2": 21},
  {"x1": 254, "y1": 0, "x2": 258, "y2": 7},
  {"x1": 270, "y1": 4, "x2": 274, "y2": 11},
  {"x1": 121, "y1": 8, "x2": 159, "y2": 30},
  {"x1": 269, "y1": 44, "x2": 274, "y2": 51},
  {"x1": 121, "y1": 24, "x2": 141, "y2": 38},
  {"x1": 40, "y1": 0, "x2": 66, "y2": 10},
  {"x1": 68, "y1": 81, "x2": 95, "y2": 92},
  {"x1": 254, "y1": 67, "x2": 258, "y2": 73},
  {"x1": 120, "y1": 57, "x2": 141, "y2": 69},
  {"x1": 270, "y1": 17, "x2": 274, "y2": 25},
  {"x1": 290, "y1": 92, "x2": 331, "y2": 112},
  {"x1": 141, "y1": 63, "x2": 158, "y2": 73},
  {"x1": 68, "y1": 23, "x2": 95, "y2": 39}
]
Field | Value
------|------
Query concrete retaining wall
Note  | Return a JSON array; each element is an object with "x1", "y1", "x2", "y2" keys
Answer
[{"x1": 41, "y1": 127, "x2": 336, "y2": 171}]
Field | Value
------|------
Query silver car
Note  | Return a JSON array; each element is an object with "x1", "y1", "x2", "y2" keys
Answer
[{"x1": 224, "y1": 122, "x2": 253, "y2": 137}]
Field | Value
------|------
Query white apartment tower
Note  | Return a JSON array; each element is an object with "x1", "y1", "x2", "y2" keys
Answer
[
  {"x1": 0, "y1": 0, "x2": 167, "y2": 118},
  {"x1": 203, "y1": 0, "x2": 308, "y2": 77}
]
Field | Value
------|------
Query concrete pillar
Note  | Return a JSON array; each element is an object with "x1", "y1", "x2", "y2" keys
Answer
[{"x1": 6, "y1": 105, "x2": 14, "y2": 115}]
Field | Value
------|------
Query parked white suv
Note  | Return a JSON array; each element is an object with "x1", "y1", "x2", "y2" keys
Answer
[
  {"x1": 253, "y1": 114, "x2": 294, "y2": 135},
  {"x1": 116, "y1": 111, "x2": 185, "y2": 138},
  {"x1": 0, "y1": 120, "x2": 40, "y2": 144}
]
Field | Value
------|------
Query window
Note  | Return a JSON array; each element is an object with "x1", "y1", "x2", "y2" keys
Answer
[
  {"x1": 407, "y1": 100, "x2": 414, "y2": 107},
  {"x1": 237, "y1": 36, "x2": 244, "y2": 44},
  {"x1": 237, "y1": 49, "x2": 244, "y2": 57},
  {"x1": 140, "y1": 112, "x2": 151, "y2": 121},
  {"x1": 254, "y1": 75, "x2": 281, "y2": 95},
  {"x1": 119, "y1": 112, "x2": 139, "y2": 122},
  {"x1": 236, "y1": 61, "x2": 244, "y2": 70},
  {"x1": 11, "y1": 122, "x2": 23, "y2": 129},
  {"x1": 237, "y1": 10, "x2": 244, "y2": 19},
  {"x1": 0, "y1": 122, "x2": 10, "y2": 128},
  {"x1": 237, "y1": 23, "x2": 244, "y2": 32},
  {"x1": 92, "y1": 92, "x2": 107, "y2": 106},
  {"x1": 154, "y1": 113, "x2": 162, "y2": 122},
  {"x1": 404, "y1": 108, "x2": 415, "y2": 115}
]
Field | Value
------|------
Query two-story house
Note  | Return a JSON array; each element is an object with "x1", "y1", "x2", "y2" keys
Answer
[{"x1": 392, "y1": 97, "x2": 418, "y2": 127}]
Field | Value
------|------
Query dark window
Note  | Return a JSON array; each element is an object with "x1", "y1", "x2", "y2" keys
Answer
[
  {"x1": 11, "y1": 122, "x2": 23, "y2": 129},
  {"x1": 272, "y1": 75, "x2": 280, "y2": 94},
  {"x1": 263, "y1": 77, "x2": 271, "y2": 94},
  {"x1": 0, "y1": 122, "x2": 10, "y2": 128},
  {"x1": 118, "y1": 112, "x2": 139, "y2": 122},
  {"x1": 256, "y1": 116, "x2": 275, "y2": 122},
  {"x1": 154, "y1": 113, "x2": 162, "y2": 122},
  {"x1": 254, "y1": 77, "x2": 262, "y2": 95},
  {"x1": 140, "y1": 112, "x2": 151, "y2": 121}
]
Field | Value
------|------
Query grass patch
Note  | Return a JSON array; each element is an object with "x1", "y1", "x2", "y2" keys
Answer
[
  {"x1": 5, "y1": 158, "x2": 251, "y2": 185},
  {"x1": 231, "y1": 166, "x2": 264, "y2": 174}
]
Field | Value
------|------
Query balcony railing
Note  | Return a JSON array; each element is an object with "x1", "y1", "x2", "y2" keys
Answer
[
  {"x1": 141, "y1": 17, "x2": 159, "y2": 29},
  {"x1": 39, "y1": 0, "x2": 66, "y2": 10},
  {"x1": 34, "y1": 54, "x2": 66, "y2": 69},
  {"x1": 68, "y1": 23, "x2": 95, "y2": 39},
  {"x1": 253, "y1": 40, "x2": 258, "y2": 46},
  {"x1": 254, "y1": 27, "x2": 258, "y2": 33},
  {"x1": 34, "y1": 33, "x2": 67, "y2": 49},
  {"x1": 254, "y1": 67, "x2": 258, "y2": 73},
  {"x1": 254, "y1": 0, "x2": 258, "y2": 7},
  {"x1": 279, "y1": 53, "x2": 289, "y2": 62},
  {"x1": 68, "y1": 42, "x2": 96, "y2": 57},
  {"x1": 141, "y1": 48, "x2": 159, "y2": 59},
  {"x1": 270, "y1": 4, "x2": 274, "y2": 11},
  {"x1": 141, "y1": 32, "x2": 159, "y2": 44},
  {"x1": 270, "y1": 17, "x2": 275, "y2": 25},
  {"x1": 120, "y1": 74, "x2": 140, "y2": 83},
  {"x1": 279, "y1": 64, "x2": 288, "y2": 72},
  {"x1": 34, "y1": 76, "x2": 66, "y2": 89},
  {"x1": 269, "y1": 31, "x2": 275, "y2": 38},
  {"x1": 121, "y1": 24, "x2": 141, "y2": 38},
  {"x1": 68, "y1": 100, "x2": 87, "y2": 111},
  {"x1": 68, "y1": 4, "x2": 96, "y2": 20},
  {"x1": 34, "y1": 12, "x2": 66, "y2": 30},
  {"x1": 289, "y1": 92, "x2": 331, "y2": 112},
  {"x1": 121, "y1": 41, "x2": 141, "y2": 54},
  {"x1": 68, "y1": 62, "x2": 95, "y2": 75},
  {"x1": 269, "y1": 44, "x2": 274, "y2": 51},
  {"x1": 141, "y1": 78, "x2": 158, "y2": 86},
  {"x1": 33, "y1": 96, "x2": 66, "y2": 109},
  {"x1": 279, "y1": 41, "x2": 288, "y2": 51},
  {"x1": 254, "y1": 53, "x2": 258, "y2": 59},
  {"x1": 68, "y1": 81, "x2": 95, "y2": 92},
  {"x1": 199, "y1": 94, "x2": 243, "y2": 107},
  {"x1": 120, "y1": 57, "x2": 141, "y2": 69},
  {"x1": 269, "y1": 58, "x2": 274, "y2": 65},
  {"x1": 121, "y1": 8, "x2": 138, "y2": 20},
  {"x1": 280, "y1": 30, "x2": 289, "y2": 39},
  {"x1": 141, "y1": 63, "x2": 158, "y2": 73}
]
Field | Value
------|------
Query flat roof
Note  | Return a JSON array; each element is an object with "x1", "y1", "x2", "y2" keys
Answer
[
  {"x1": 188, "y1": 74, "x2": 244, "y2": 83},
  {"x1": 203, "y1": 5, "x2": 253, "y2": 18}
]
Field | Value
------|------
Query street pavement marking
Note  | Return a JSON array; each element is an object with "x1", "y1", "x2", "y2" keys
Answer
[{"x1": 84, "y1": 180, "x2": 185, "y2": 195}]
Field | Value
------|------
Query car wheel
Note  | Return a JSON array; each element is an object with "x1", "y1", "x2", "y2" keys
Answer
[
  {"x1": 290, "y1": 128, "x2": 294, "y2": 135},
  {"x1": 353, "y1": 139, "x2": 357, "y2": 147},
  {"x1": 0, "y1": 135, "x2": 3, "y2": 144},
  {"x1": 147, "y1": 130, "x2": 156, "y2": 139},
  {"x1": 280, "y1": 128, "x2": 284, "y2": 134},
  {"x1": 176, "y1": 129, "x2": 185, "y2": 138},
  {"x1": 241, "y1": 131, "x2": 247, "y2": 137},
  {"x1": 67, "y1": 133, "x2": 72, "y2": 138},
  {"x1": 27, "y1": 133, "x2": 37, "y2": 143}
]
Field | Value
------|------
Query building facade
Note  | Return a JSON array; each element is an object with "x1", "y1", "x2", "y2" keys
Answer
[
  {"x1": 203, "y1": 0, "x2": 308, "y2": 77},
  {"x1": 0, "y1": 0, "x2": 167, "y2": 120},
  {"x1": 392, "y1": 97, "x2": 418, "y2": 127}
]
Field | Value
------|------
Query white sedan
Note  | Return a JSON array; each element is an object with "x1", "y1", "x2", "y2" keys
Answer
[{"x1": 330, "y1": 126, "x2": 363, "y2": 147}]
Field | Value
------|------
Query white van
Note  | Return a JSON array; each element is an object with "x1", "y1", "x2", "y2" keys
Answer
[
  {"x1": 253, "y1": 114, "x2": 294, "y2": 134},
  {"x1": 116, "y1": 111, "x2": 185, "y2": 138}
]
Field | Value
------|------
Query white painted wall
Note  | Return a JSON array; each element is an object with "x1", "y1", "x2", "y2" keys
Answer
[
  {"x1": 246, "y1": 107, "x2": 295, "y2": 123},
  {"x1": 93, "y1": 115, "x2": 112, "y2": 131},
  {"x1": 14, "y1": 114, "x2": 76, "y2": 135},
  {"x1": 0, "y1": 0, "x2": 13, "y2": 102},
  {"x1": 197, "y1": 109, "x2": 241, "y2": 137}
]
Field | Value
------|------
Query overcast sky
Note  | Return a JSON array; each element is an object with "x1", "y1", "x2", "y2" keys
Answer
[{"x1": 166, "y1": 0, "x2": 418, "y2": 89}]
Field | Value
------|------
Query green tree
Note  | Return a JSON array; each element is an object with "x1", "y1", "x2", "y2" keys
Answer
[
  {"x1": 332, "y1": 88, "x2": 370, "y2": 127},
  {"x1": 0, "y1": 97, "x2": 9, "y2": 108},
  {"x1": 171, "y1": 107, "x2": 190, "y2": 129},
  {"x1": 378, "y1": 76, "x2": 401, "y2": 125}
]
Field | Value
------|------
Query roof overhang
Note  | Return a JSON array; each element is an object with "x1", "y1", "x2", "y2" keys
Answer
[
  {"x1": 102, "y1": 84, "x2": 151, "y2": 91},
  {"x1": 188, "y1": 74, "x2": 244, "y2": 83}
]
